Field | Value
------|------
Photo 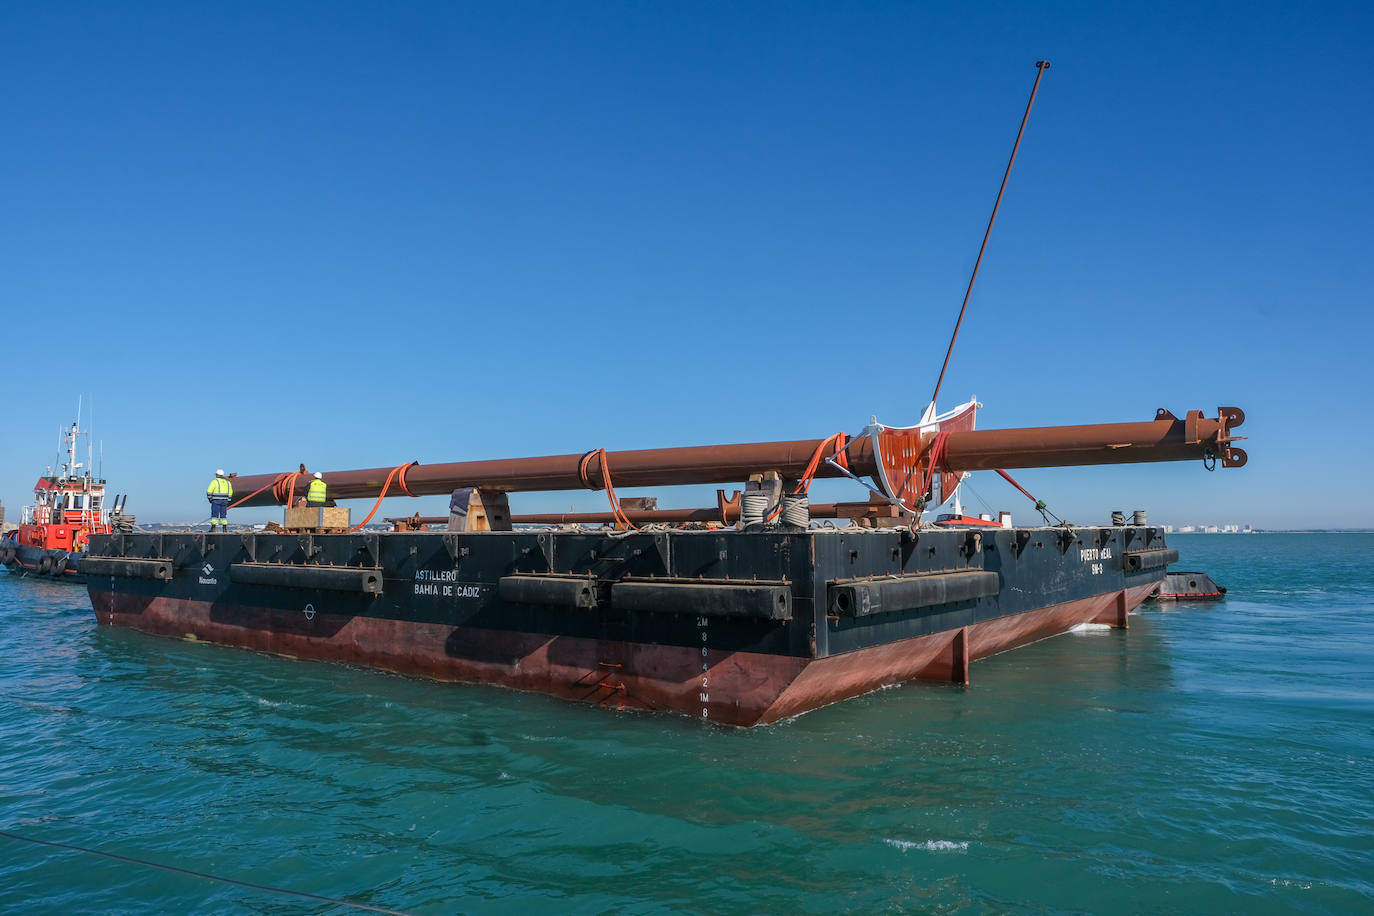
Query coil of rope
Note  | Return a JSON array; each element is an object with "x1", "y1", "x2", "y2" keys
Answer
[
  {"x1": 577, "y1": 448, "x2": 637, "y2": 530},
  {"x1": 286, "y1": 472, "x2": 302, "y2": 509}
]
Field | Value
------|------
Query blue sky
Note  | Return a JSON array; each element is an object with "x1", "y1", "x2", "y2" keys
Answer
[{"x1": 2, "y1": 1, "x2": 1370, "y2": 529}]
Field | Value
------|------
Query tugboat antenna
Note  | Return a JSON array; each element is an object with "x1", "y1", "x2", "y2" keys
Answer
[{"x1": 929, "y1": 60, "x2": 1050, "y2": 411}]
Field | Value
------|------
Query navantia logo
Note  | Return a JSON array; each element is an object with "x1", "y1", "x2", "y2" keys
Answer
[
  {"x1": 203, "y1": 563, "x2": 214, "y2": 576},
  {"x1": 199, "y1": 562, "x2": 218, "y2": 586}
]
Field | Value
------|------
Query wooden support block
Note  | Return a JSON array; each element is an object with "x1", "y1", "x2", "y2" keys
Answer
[
  {"x1": 459, "y1": 489, "x2": 512, "y2": 532},
  {"x1": 283, "y1": 506, "x2": 351, "y2": 531}
]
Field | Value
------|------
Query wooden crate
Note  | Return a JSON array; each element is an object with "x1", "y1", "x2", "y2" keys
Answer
[{"x1": 283, "y1": 506, "x2": 351, "y2": 531}]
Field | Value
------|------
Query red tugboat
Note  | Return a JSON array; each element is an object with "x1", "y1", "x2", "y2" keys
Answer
[{"x1": 1, "y1": 408, "x2": 129, "y2": 581}]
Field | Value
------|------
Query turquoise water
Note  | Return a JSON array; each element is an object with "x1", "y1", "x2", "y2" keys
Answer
[{"x1": 2, "y1": 534, "x2": 1371, "y2": 914}]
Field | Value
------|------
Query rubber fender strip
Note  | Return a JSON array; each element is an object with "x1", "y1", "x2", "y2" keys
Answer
[
  {"x1": 828, "y1": 570, "x2": 999, "y2": 617},
  {"x1": 81, "y1": 556, "x2": 174, "y2": 582},
  {"x1": 1123, "y1": 548, "x2": 1179, "y2": 572},
  {"x1": 229, "y1": 562, "x2": 383, "y2": 594},
  {"x1": 500, "y1": 575, "x2": 603, "y2": 609},
  {"x1": 611, "y1": 580, "x2": 792, "y2": 620}
]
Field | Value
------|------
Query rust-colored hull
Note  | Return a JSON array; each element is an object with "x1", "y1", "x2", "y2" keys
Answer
[{"x1": 90, "y1": 581, "x2": 1158, "y2": 726}]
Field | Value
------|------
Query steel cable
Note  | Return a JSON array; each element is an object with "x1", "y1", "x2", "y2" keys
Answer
[{"x1": 0, "y1": 829, "x2": 414, "y2": 915}]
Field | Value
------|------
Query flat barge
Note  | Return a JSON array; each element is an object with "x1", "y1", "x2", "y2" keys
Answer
[
  {"x1": 81, "y1": 401, "x2": 1246, "y2": 723},
  {"x1": 74, "y1": 66, "x2": 1252, "y2": 724},
  {"x1": 86, "y1": 522, "x2": 1176, "y2": 725}
]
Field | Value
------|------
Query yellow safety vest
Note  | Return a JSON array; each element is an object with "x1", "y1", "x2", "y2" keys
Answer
[
  {"x1": 207, "y1": 477, "x2": 233, "y2": 498},
  {"x1": 307, "y1": 478, "x2": 327, "y2": 504}
]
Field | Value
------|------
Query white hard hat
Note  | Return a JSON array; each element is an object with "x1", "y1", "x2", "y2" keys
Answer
[
  {"x1": 314, "y1": 472, "x2": 322, "y2": 479},
  {"x1": 216, "y1": 469, "x2": 226, "y2": 477}
]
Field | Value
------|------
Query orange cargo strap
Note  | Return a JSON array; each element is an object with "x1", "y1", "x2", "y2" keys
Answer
[{"x1": 350, "y1": 462, "x2": 419, "y2": 532}]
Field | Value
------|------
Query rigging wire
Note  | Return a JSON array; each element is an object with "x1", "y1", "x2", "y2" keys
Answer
[
  {"x1": 994, "y1": 468, "x2": 1064, "y2": 526},
  {"x1": 929, "y1": 60, "x2": 1051, "y2": 410},
  {"x1": 0, "y1": 829, "x2": 415, "y2": 915},
  {"x1": 961, "y1": 480, "x2": 997, "y2": 516}
]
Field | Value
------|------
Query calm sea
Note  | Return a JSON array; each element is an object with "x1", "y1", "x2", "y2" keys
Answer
[{"x1": 1, "y1": 533, "x2": 1370, "y2": 914}]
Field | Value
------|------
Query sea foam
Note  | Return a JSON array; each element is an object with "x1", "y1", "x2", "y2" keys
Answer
[{"x1": 883, "y1": 838, "x2": 969, "y2": 852}]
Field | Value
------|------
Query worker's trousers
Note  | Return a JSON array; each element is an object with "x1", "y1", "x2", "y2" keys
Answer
[{"x1": 209, "y1": 497, "x2": 229, "y2": 528}]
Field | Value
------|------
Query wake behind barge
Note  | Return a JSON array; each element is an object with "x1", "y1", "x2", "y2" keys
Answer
[{"x1": 83, "y1": 405, "x2": 1245, "y2": 724}]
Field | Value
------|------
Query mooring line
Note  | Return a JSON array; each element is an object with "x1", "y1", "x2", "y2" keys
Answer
[{"x1": 0, "y1": 829, "x2": 415, "y2": 915}]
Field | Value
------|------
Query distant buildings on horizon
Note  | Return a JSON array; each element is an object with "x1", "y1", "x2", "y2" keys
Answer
[{"x1": 1162, "y1": 524, "x2": 1252, "y2": 534}]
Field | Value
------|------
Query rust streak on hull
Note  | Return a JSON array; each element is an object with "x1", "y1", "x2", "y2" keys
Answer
[
  {"x1": 760, "y1": 581, "x2": 1157, "y2": 723},
  {"x1": 91, "y1": 580, "x2": 1161, "y2": 726}
]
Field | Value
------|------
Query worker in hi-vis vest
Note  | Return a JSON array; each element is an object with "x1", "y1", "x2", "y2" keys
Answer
[
  {"x1": 306, "y1": 472, "x2": 327, "y2": 507},
  {"x1": 206, "y1": 469, "x2": 233, "y2": 531}
]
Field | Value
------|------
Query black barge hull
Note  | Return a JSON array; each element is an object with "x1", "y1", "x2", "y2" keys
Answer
[{"x1": 84, "y1": 526, "x2": 1174, "y2": 725}]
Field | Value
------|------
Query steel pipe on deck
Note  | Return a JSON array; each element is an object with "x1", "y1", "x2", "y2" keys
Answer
[
  {"x1": 383, "y1": 501, "x2": 904, "y2": 530},
  {"x1": 226, "y1": 408, "x2": 1245, "y2": 508},
  {"x1": 940, "y1": 408, "x2": 1247, "y2": 471}
]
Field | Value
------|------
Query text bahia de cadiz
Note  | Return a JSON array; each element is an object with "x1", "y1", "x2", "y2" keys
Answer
[{"x1": 413, "y1": 568, "x2": 481, "y2": 598}]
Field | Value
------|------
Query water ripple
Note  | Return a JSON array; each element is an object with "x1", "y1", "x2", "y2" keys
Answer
[{"x1": 2, "y1": 534, "x2": 1373, "y2": 913}]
